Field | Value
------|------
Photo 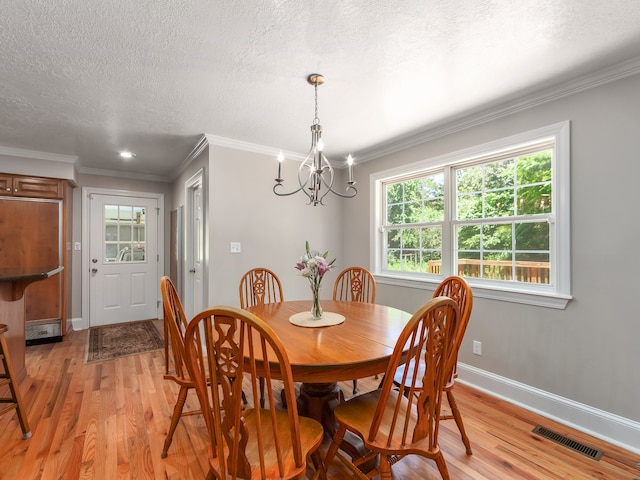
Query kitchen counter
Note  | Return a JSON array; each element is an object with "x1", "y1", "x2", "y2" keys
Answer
[{"x1": 0, "y1": 266, "x2": 63, "y2": 380}]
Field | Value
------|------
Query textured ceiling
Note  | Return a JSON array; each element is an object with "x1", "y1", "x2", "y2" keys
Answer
[{"x1": 2, "y1": 1, "x2": 640, "y2": 180}]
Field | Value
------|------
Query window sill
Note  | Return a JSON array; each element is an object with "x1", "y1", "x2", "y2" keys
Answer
[{"x1": 374, "y1": 273, "x2": 572, "y2": 309}]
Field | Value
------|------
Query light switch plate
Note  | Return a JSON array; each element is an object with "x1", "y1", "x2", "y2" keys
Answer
[{"x1": 230, "y1": 242, "x2": 241, "y2": 253}]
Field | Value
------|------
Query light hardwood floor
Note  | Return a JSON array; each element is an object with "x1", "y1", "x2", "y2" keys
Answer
[{"x1": 1, "y1": 322, "x2": 638, "y2": 479}]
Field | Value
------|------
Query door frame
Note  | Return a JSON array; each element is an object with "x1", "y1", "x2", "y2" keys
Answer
[
  {"x1": 81, "y1": 187, "x2": 165, "y2": 330},
  {"x1": 183, "y1": 168, "x2": 207, "y2": 320}
]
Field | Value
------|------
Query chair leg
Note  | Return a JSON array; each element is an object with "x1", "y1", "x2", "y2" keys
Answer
[
  {"x1": 433, "y1": 451, "x2": 451, "y2": 480},
  {"x1": 309, "y1": 450, "x2": 327, "y2": 480},
  {"x1": 161, "y1": 385, "x2": 189, "y2": 458},
  {"x1": 336, "y1": 450, "x2": 372, "y2": 480},
  {"x1": 324, "y1": 423, "x2": 347, "y2": 468},
  {"x1": 352, "y1": 379, "x2": 357, "y2": 395},
  {"x1": 446, "y1": 389, "x2": 472, "y2": 455},
  {"x1": 378, "y1": 455, "x2": 392, "y2": 480},
  {"x1": 0, "y1": 330, "x2": 31, "y2": 439}
]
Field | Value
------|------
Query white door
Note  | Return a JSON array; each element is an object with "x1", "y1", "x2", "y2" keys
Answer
[
  {"x1": 89, "y1": 193, "x2": 160, "y2": 326},
  {"x1": 185, "y1": 177, "x2": 205, "y2": 319}
]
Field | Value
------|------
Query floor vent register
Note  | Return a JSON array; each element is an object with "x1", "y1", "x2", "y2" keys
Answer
[{"x1": 532, "y1": 425, "x2": 603, "y2": 461}]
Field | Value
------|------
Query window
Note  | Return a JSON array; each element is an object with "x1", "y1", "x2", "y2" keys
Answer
[
  {"x1": 372, "y1": 122, "x2": 571, "y2": 308},
  {"x1": 104, "y1": 204, "x2": 147, "y2": 263}
]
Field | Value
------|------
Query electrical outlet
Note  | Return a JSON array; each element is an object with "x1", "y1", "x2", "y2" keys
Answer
[
  {"x1": 473, "y1": 340, "x2": 482, "y2": 356},
  {"x1": 229, "y1": 242, "x2": 241, "y2": 254}
]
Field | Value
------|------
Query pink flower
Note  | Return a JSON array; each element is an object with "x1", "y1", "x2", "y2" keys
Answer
[{"x1": 318, "y1": 261, "x2": 331, "y2": 276}]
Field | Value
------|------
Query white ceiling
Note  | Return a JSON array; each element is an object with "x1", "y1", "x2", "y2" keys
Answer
[{"x1": 2, "y1": 1, "x2": 640, "y2": 181}]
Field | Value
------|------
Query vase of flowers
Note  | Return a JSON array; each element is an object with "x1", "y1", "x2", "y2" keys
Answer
[{"x1": 295, "y1": 241, "x2": 335, "y2": 319}]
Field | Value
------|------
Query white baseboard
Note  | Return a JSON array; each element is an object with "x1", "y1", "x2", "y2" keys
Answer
[
  {"x1": 70, "y1": 317, "x2": 88, "y2": 331},
  {"x1": 457, "y1": 363, "x2": 640, "y2": 455}
]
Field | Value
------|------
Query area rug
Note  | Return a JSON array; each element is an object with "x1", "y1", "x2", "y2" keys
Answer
[{"x1": 85, "y1": 320, "x2": 164, "y2": 363}]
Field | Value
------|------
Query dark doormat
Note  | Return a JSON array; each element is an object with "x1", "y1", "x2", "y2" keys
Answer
[{"x1": 85, "y1": 320, "x2": 163, "y2": 363}]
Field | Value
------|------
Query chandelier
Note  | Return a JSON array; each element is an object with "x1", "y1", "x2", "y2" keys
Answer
[{"x1": 273, "y1": 74, "x2": 357, "y2": 206}]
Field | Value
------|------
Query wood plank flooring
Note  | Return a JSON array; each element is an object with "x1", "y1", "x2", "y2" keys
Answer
[{"x1": 1, "y1": 322, "x2": 638, "y2": 479}]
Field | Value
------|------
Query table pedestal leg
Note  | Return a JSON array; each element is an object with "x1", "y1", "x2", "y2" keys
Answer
[
  {"x1": 296, "y1": 382, "x2": 370, "y2": 465},
  {"x1": 297, "y1": 382, "x2": 343, "y2": 437}
]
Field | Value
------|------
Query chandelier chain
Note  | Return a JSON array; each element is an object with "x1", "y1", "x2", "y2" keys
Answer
[{"x1": 313, "y1": 82, "x2": 320, "y2": 125}]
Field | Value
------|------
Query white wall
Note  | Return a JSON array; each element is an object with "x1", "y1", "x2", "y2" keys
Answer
[{"x1": 343, "y1": 72, "x2": 640, "y2": 451}]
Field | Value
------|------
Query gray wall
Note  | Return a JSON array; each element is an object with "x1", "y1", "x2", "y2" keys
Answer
[{"x1": 342, "y1": 73, "x2": 640, "y2": 438}]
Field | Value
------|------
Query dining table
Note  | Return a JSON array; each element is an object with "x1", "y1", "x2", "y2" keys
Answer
[{"x1": 243, "y1": 299, "x2": 412, "y2": 457}]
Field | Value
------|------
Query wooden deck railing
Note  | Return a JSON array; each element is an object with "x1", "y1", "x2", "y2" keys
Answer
[{"x1": 428, "y1": 259, "x2": 550, "y2": 284}]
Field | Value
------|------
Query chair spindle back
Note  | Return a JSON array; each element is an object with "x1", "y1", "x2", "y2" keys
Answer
[
  {"x1": 333, "y1": 267, "x2": 376, "y2": 303},
  {"x1": 239, "y1": 268, "x2": 284, "y2": 309}
]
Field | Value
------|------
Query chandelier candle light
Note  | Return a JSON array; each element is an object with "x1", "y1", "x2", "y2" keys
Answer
[
  {"x1": 274, "y1": 74, "x2": 357, "y2": 206},
  {"x1": 295, "y1": 241, "x2": 336, "y2": 319}
]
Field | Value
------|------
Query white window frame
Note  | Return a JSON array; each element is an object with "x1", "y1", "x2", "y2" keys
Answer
[{"x1": 370, "y1": 121, "x2": 572, "y2": 309}]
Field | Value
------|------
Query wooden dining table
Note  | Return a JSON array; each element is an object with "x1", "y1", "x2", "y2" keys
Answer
[{"x1": 243, "y1": 299, "x2": 413, "y2": 443}]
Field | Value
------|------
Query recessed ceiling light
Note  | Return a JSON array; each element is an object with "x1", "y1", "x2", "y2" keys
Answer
[{"x1": 119, "y1": 151, "x2": 135, "y2": 159}]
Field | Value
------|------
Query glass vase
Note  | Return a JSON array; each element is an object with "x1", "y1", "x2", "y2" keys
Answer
[{"x1": 310, "y1": 285, "x2": 323, "y2": 319}]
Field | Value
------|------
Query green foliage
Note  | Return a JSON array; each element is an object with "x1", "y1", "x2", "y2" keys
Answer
[
  {"x1": 455, "y1": 151, "x2": 552, "y2": 253},
  {"x1": 384, "y1": 150, "x2": 552, "y2": 281},
  {"x1": 386, "y1": 173, "x2": 444, "y2": 224}
]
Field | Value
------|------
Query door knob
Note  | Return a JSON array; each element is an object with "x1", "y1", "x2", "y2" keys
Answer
[
  {"x1": 91, "y1": 268, "x2": 98, "y2": 273},
  {"x1": 189, "y1": 268, "x2": 196, "y2": 273}
]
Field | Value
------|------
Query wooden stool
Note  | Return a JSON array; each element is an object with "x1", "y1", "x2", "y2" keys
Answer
[{"x1": 0, "y1": 324, "x2": 31, "y2": 439}]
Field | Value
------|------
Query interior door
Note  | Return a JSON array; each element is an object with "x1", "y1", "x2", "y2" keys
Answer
[
  {"x1": 187, "y1": 180, "x2": 204, "y2": 319},
  {"x1": 89, "y1": 193, "x2": 159, "y2": 326}
]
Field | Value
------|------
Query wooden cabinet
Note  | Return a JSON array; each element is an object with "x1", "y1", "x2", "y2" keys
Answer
[
  {"x1": 0, "y1": 174, "x2": 64, "y2": 199},
  {"x1": 0, "y1": 174, "x2": 71, "y2": 346}
]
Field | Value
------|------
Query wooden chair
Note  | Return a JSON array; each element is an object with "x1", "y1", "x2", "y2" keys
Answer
[
  {"x1": 183, "y1": 305, "x2": 326, "y2": 480},
  {"x1": 239, "y1": 267, "x2": 284, "y2": 407},
  {"x1": 0, "y1": 324, "x2": 31, "y2": 439},
  {"x1": 239, "y1": 267, "x2": 284, "y2": 310},
  {"x1": 392, "y1": 275, "x2": 474, "y2": 454},
  {"x1": 160, "y1": 276, "x2": 202, "y2": 458},
  {"x1": 333, "y1": 266, "x2": 376, "y2": 304},
  {"x1": 332, "y1": 266, "x2": 376, "y2": 394},
  {"x1": 324, "y1": 296, "x2": 459, "y2": 480}
]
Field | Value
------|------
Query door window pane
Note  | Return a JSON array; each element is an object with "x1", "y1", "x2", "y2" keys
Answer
[{"x1": 103, "y1": 204, "x2": 147, "y2": 263}]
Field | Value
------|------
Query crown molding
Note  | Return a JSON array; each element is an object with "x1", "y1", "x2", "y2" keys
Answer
[
  {"x1": 171, "y1": 134, "x2": 210, "y2": 180},
  {"x1": 77, "y1": 165, "x2": 170, "y2": 183},
  {"x1": 0, "y1": 145, "x2": 78, "y2": 163},
  {"x1": 203, "y1": 134, "x2": 306, "y2": 162},
  {"x1": 355, "y1": 55, "x2": 640, "y2": 162},
  {"x1": 172, "y1": 133, "x2": 307, "y2": 180}
]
